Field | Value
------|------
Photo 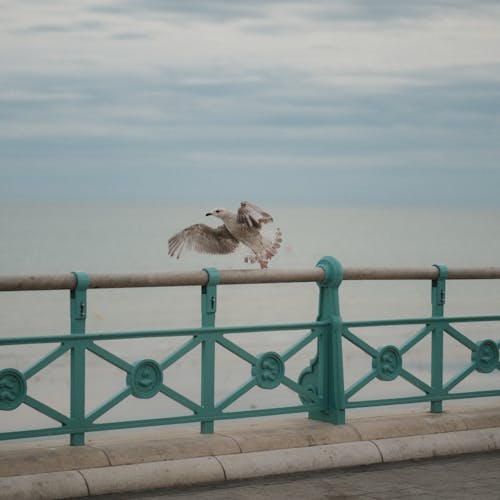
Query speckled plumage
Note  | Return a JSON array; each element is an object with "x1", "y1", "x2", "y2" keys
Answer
[{"x1": 168, "y1": 201, "x2": 282, "y2": 268}]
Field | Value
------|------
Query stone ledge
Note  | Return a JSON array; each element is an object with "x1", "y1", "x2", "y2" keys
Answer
[
  {"x1": 1, "y1": 406, "x2": 500, "y2": 477},
  {"x1": 1, "y1": 428, "x2": 500, "y2": 499},
  {"x1": 0, "y1": 406, "x2": 499, "y2": 499}
]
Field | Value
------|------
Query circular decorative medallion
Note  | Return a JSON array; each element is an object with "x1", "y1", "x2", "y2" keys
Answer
[
  {"x1": 0, "y1": 368, "x2": 27, "y2": 411},
  {"x1": 373, "y1": 345, "x2": 402, "y2": 381},
  {"x1": 253, "y1": 352, "x2": 285, "y2": 389},
  {"x1": 127, "y1": 360, "x2": 163, "y2": 399},
  {"x1": 472, "y1": 340, "x2": 499, "y2": 374}
]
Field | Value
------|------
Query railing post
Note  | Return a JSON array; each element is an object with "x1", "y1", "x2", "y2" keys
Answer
[
  {"x1": 70, "y1": 272, "x2": 89, "y2": 445},
  {"x1": 200, "y1": 268, "x2": 219, "y2": 434},
  {"x1": 431, "y1": 264, "x2": 448, "y2": 413},
  {"x1": 312, "y1": 256, "x2": 345, "y2": 424}
]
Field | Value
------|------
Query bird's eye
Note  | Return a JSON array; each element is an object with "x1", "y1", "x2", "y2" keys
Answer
[{"x1": 215, "y1": 210, "x2": 220, "y2": 213}]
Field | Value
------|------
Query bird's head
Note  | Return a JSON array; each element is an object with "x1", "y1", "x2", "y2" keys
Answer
[{"x1": 205, "y1": 208, "x2": 229, "y2": 220}]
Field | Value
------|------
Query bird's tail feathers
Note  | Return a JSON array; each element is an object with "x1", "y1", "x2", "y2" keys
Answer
[
  {"x1": 244, "y1": 227, "x2": 282, "y2": 266},
  {"x1": 264, "y1": 227, "x2": 282, "y2": 260}
]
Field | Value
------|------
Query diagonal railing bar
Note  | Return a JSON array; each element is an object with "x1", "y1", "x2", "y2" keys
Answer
[
  {"x1": 23, "y1": 343, "x2": 71, "y2": 380},
  {"x1": 216, "y1": 336, "x2": 258, "y2": 365},
  {"x1": 23, "y1": 395, "x2": 71, "y2": 425},
  {"x1": 443, "y1": 363, "x2": 477, "y2": 393},
  {"x1": 282, "y1": 376, "x2": 319, "y2": 402},
  {"x1": 86, "y1": 342, "x2": 134, "y2": 373},
  {"x1": 159, "y1": 384, "x2": 202, "y2": 414},
  {"x1": 400, "y1": 324, "x2": 433, "y2": 355},
  {"x1": 281, "y1": 330, "x2": 318, "y2": 362},
  {"x1": 444, "y1": 324, "x2": 477, "y2": 351},
  {"x1": 215, "y1": 378, "x2": 257, "y2": 412},
  {"x1": 400, "y1": 369, "x2": 433, "y2": 394},
  {"x1": 342, "y1": 328, "x2": 379, "y2": 357},
  {"x1": 160, "y1": 336, "x2": 202, "y2": 370},
  {"x1": 86, "y1": 387, "x2": 133, "y2": 424},
  {"x1": 344, "y1": 369, "x2": 377, "y2": 400}
]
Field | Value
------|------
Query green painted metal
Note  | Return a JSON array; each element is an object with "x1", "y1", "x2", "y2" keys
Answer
[
  {"x1": 299, "y1": 257, "x2": 345, "y2": 424},
  {"x1": 0, "y1": 368, "x2": 26, "y2": 411},
  {"x1": 431, "y1": 264, "x2": 447, "y2": 413},
  {"x1": 70, "y1": 271, "x2": 89, "y2": 445},
  {"x1": 1, "y1": 257, "x2": 499, "y2": 446},
  {"x1": 200, "y1": 268, "x2": 219, "y2": 434}
]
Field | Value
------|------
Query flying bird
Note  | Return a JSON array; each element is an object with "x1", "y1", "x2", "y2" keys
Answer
[{"x1": 168, "y1": 201, "x2": 282, "y2": 269}]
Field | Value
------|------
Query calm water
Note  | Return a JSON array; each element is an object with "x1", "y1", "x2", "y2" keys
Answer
[{"x1": 1, "y1": 203, "x2": 499, "y2": 433}]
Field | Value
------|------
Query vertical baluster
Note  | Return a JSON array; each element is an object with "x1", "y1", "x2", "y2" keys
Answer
[
  {"x1": 431, "y1": 264, "x2": 448, "y2": 413},
  {"x1": 200, "y1": 268, "x2": 219, "y2": 434},
  {"x1": 70, "y1": 272, "x2": 89, "y2": 445},
  {"x1": 314, "y1": 256, "x2": 346, "y2": 424}
]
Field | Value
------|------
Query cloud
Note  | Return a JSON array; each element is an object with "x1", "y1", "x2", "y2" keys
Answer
[
  {"x1": 1, "y1": 1, "x2": 499, "y2": 205},
  {"x1": 5, "y1": 1, "x2": 500, "y2": 80},
  {"x1": 110, "y1": 32, "x2": 150, "y2": 40},
  {"x1": 90, "y1": 0, "x2": 277, "y2": 22},
  {"x1": 18, "y1": 24, "x2": 71, "y2": 33},
  {"x1": 90, "y1": 0, "x2": 500, "y2": 25}
]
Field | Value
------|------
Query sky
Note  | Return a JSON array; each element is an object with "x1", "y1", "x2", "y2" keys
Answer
[{"x1": 1, "y1": 1, "x2": 500, "y2": 206}]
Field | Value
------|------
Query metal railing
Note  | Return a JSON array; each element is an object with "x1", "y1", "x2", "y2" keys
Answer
[{"x1": 1, "y1": 257, "x2": 499, "y2": 445}]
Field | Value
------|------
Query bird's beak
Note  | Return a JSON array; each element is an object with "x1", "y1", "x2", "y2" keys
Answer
[{"x1": 205, "y1": 212, "x2": 212, "y2": 216}]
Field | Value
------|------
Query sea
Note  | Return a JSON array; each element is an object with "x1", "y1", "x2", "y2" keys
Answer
[{"x1": 1, "y1": 203, "x2": 499, "y2": 436}]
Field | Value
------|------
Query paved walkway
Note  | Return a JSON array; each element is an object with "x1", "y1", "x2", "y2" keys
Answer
[{"x1": 98, "y1": 451, "x2": 500, "y2": 500}]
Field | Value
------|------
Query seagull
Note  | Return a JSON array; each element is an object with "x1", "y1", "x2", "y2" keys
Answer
[{"x1": 168, "y1": 201, "x2": 282, "y2": 269}]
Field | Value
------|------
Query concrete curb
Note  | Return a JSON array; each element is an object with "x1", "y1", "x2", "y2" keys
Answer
[
  {"x1": 0, "y1": 470, "x2": 88, "y2": 500},
  {"x1": 216, "y1": 440, "x2": 382, "y2": 481},
  {"x1": 81, "y1": 456, "x2": 225, "y2": 497},
  {"x1": 1, "y1": 407, "x2": 500, "y2": 499}
]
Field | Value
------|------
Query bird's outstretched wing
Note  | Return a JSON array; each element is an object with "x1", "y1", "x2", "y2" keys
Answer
[
  {"x1": 168, "y1": 224, "x2": 239, "y2": 259},
  {"x1": 236, "y1": 201, "x2": 273, "y2": 229}
]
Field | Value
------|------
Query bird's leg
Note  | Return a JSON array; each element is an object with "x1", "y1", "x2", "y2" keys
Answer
[
  {"x1": 244, "y1": 254, "x2": 259, "y2": 264},
  {"x1": 244, "y1": 248, "x2": 269, "y2": 268}
]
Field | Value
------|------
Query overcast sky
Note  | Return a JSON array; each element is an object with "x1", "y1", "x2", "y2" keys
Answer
[{"x1": 1, "y1": 1, "x2": 500, "y2": 205}]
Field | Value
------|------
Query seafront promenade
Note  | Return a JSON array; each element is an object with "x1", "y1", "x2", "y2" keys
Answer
[{"x1": 1, "y1": 405, "x2": 499, "y2": 498}]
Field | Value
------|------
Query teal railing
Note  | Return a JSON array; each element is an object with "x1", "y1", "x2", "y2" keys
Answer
[{"x1": 1, "y1": 257, "x2": 499, "y2": 445}]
